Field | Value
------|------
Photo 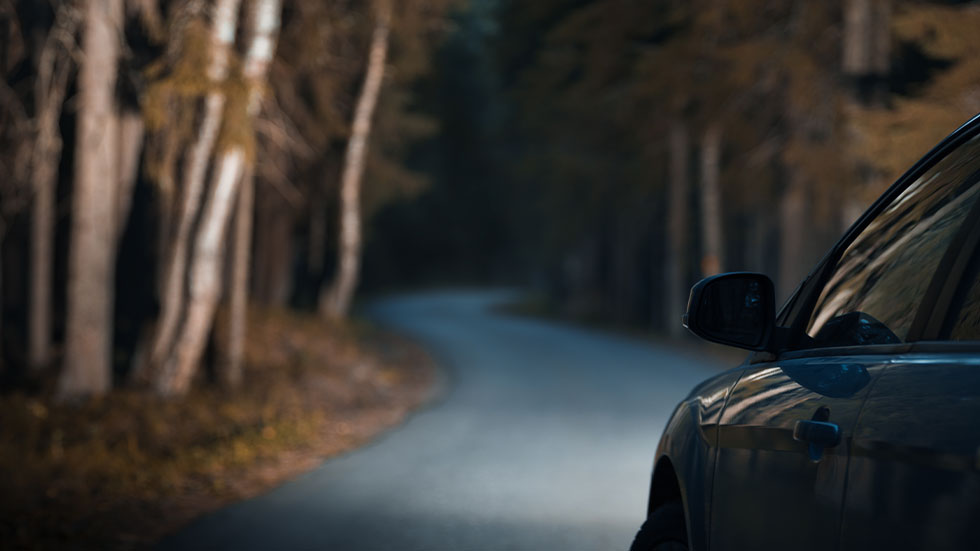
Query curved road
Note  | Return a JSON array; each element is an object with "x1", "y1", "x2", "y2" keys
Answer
[{"x1": 162, "y1": 290, "x2": 726, "y2": 550}]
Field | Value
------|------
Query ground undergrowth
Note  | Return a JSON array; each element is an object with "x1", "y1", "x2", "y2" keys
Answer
[{"x1": 0, "y1": 307, "x2": 437, "y2": 550}]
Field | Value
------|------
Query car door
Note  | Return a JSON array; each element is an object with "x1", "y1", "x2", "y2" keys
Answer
[
  {"x1": 840, "y1": 349, "x2": 980, "y2": 550},
  {"x1": 711, "y1": 129, "x2": 980, "y2": 551},
  {"x1": 709, "y1": 354, "x2": 886, "y2": 551},
  {"x1": 839, "y1": 146, "x2": 980, "y2": 550}
]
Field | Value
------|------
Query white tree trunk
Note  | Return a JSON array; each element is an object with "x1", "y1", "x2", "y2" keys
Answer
[
  {"x1": 59, "y1": 0, "x2": 123, "y2": 400},
  {"x1": 843, "y1": 0, "x2": 872, "y2": 76},
  {"x1": 223, "y1": 165, "x2": 253, "y2": 388},
  {"x1": 158, "y1": 149, "x2": 244, "y2": 395},
  {"x1": 155, "y1": 0, "x2": 281, "y2": 396},
  {"x1": 665, "y1": 121, "x2": 689, "y2": 337},
  {"x1": 843, "y1": 0, "x2": 891, "y2": 77},
  {"x1": 154, "y1": 126, "x2": 180, "y2": 288},
  {"x1": 115, "y1": 110, "x2": 144, "y2": 240},
  {"x1": 320, "y1": 1, "x2": 392, "y2": 320},
  {"x1": 699, "y1": 123, "x2": 723, "y2": 276},
  {"x1": 147, "y1": 0, "x2": 242, "y2": 374}
]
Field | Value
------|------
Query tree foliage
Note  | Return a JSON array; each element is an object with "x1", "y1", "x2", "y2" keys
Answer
[
  {"x1": 0, "y1": 0, "x2": 454, "y2": 397},
  {"x1": 445, "y1": 0, "x2": 980, "y2": 326}
]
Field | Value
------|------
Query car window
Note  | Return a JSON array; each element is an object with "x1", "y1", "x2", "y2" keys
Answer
[
  {"x1": 804, "y1": 134, "x2": 980, "y2": 348},
  {"x1": 950, "y1": 279, "x2": 980, "y2": 339}
]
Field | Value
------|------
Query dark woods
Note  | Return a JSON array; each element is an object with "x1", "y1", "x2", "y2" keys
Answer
[
  {"x1": 0, "y1": 0, "x2": 452, "y2": 400},
  {"x1": 373, "y1": 0, "x2": 978, "y2": 334},
  {"x1": 2, "y1": 0, "x2": 979, "y2": 400}
]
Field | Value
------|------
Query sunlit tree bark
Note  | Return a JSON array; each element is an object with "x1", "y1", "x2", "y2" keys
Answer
[
  {"x1": 148, "y1": 0, "x2": 242, "y2": 375},
  {"x1": 59, "y1": 0, "x2": 123, "y2": 400},
  {"x1": 158, "y1": 149, "x2": 244, "y2": 394},
  {"x1": 115, "y1": 110, "x2": 144, "y2": 239},
  {"x1": 223, "y1": 165, "x2": 254, "y2": 388},
  {"x1": 156, "y1": 0, "x2": 282, "y2": 396},
  {"x1": 843, "y1": 0, "x2": 891, "y2": 82},
  {"x1": 320, "y1": 0, "x2": 392, "y2": 320}
]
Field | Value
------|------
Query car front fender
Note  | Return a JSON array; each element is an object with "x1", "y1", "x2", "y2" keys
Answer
[{"x1": 648, "y1": 366, "x2": 745, "y2": 551}]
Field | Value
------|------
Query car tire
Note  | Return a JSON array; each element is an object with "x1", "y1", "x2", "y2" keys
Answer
[{"x1": 629, "y1": 500, "x2": 688, "y2": 551}]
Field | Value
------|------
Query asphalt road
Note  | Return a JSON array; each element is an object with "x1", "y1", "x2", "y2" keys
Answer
[{"x1": 161, "y1": 290, "x2": 727, "y2": 550}]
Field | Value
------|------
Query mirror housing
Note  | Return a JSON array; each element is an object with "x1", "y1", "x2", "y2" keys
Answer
[{"x1": 683, "y1": 272, "x2": 776, "y2": 351}]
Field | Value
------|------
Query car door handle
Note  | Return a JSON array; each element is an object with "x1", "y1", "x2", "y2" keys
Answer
[{"x1": 793, "y1": 420, "x2": 841, "y2": 448}]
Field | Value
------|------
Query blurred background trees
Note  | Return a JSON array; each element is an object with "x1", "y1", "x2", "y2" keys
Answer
[
  {"x1": 2, "y1": 0, "x2": 980, "y2": 400},
  {"x1": 366, "y1": 0, "x2": 980, "y2": 330},
  {"x1": 0, "y1": 0, "x2": 452, "y2": 400}
]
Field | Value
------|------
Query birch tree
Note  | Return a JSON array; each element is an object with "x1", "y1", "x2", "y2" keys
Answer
[
  {"x1": 155, "y1": 0, "x2": 282, "y2": 396},
  {"x1": 146, "y1": 0, "x2": 242, "y2": 376},
  {"x1": 320, "y1": 0, "x2": 392, "y2": 320},
  {"x1": 59, "y1": 0, "x2": 123, "y2": 400},
  {"x1": 223, "y1": 164, "x2": 253, "y2": 388}
]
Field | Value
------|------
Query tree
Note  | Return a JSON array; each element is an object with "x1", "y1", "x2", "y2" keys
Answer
[
  {"x1": 665, "y1": 121, "x2": 689, "y2": 337},
  {"x1": 484, "y1": 0, "x2": 859, "y2": 326},
  {"x1": 320, "y1": 0, "x2": 392, "y2": 320},
  {"x1": 59, "y1": 0, "x2": 123, "y2": 400},
  {"x1": 224, "y1": 163, "x2": 253, "y2": 387},
  {"x1": 0, "y1": 0, "x2": 31, "y2": 371},
  {"x1": 146, "y1": 0, "x2": 243, "y2": 383},
  {"x1": 699, "y1": 123, "x2": 723, "y2": 277},
  {"x1": 852, "y1": 2, "x2": 980, "y2": 186},
  {"x1": 154, "y1": 0, "x2": 283, "y2": 396},
  {"x1": 29, "y1": 0, "x2": 78, "y2": 373},
  {"x1": 843, "y1": 0, "x2": 891, "y2": 101}
]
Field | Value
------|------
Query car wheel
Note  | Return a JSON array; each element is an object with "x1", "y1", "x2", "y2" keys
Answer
[{"x1": 629, "y1": 500, "x2": 688, "y2": 551}]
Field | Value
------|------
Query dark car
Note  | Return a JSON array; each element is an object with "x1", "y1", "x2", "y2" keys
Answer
[{"x1": 631, "y1": 114, "x2": 980, "y2": 551}]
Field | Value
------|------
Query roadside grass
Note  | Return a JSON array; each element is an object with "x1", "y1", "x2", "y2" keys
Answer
[{"x1": 0, "y1": 307, "x2": 437, "y2": 550}]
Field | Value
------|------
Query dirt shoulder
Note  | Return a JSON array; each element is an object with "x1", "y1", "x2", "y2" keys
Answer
[{"x1": 0, "y1": 308, "x2": 438, "y2": 550}]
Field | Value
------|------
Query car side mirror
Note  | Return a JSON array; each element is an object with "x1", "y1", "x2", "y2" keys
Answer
[{"x1": 683, "y1": 272, "x2": 776, "y2": 351}]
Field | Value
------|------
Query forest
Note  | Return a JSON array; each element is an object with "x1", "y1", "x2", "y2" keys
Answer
[
  {"x1": 418, "y1": 0, "x2": 980, "y2": 336},
  {"x1": 0, "y1": 0, "x2": 453, "y2": 398},
  {"x1": 2, "y1": 0, "x2": 980, "y2": 546},
  {"x1": 3, "y1": 0, "x2": 979, "y2": 395}
]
